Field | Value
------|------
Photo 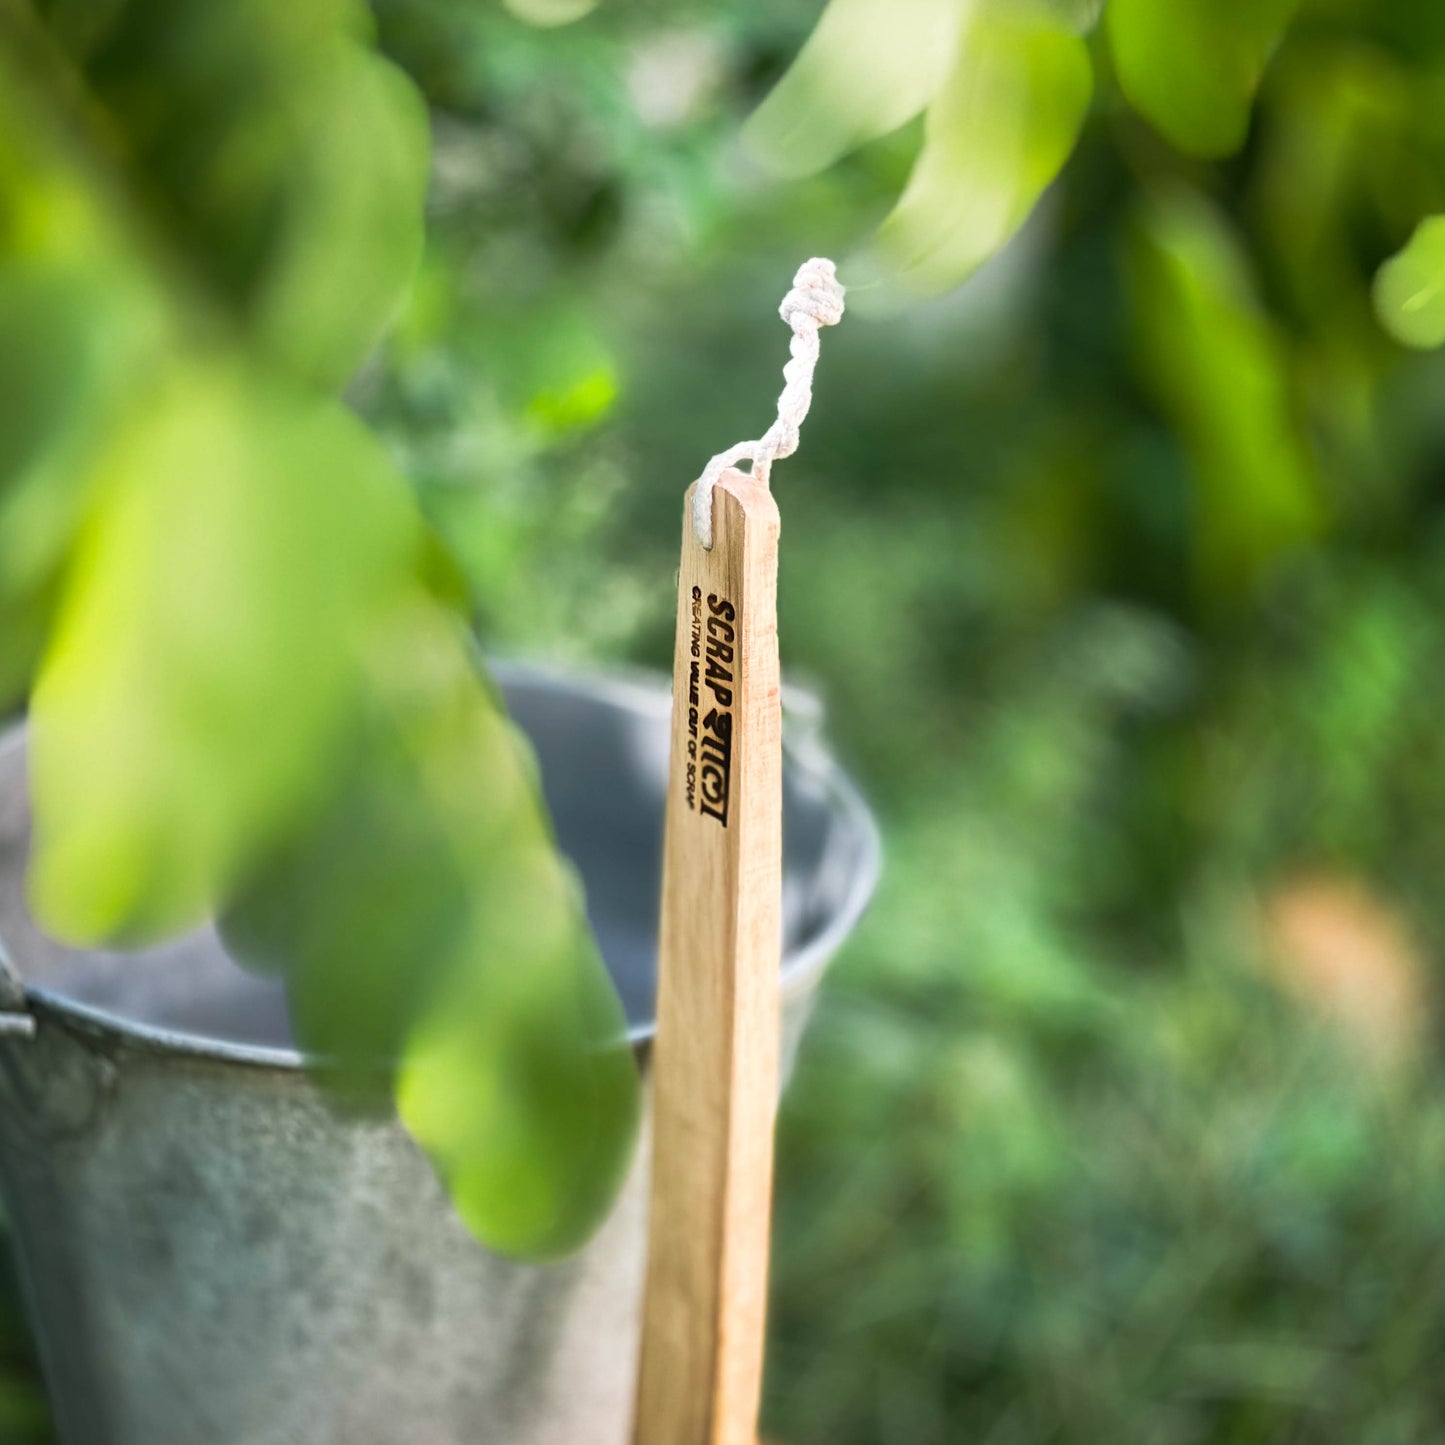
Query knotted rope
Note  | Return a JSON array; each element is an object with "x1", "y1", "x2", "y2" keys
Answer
[{"x1": 692, "y1": 258, "x2": 846, "y2": 549}]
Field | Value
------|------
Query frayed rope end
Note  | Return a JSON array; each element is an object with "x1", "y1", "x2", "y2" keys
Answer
[{"x1": 693, "y1": 258, "x2": 845, "y2": 549}]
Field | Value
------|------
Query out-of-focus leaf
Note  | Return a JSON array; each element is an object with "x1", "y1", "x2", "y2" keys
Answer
[
  {"x1": 243, "y1": 48, "x2": 429, "y2": 387},
  {"x1": 28, "y1": 364, "x2": 421, "y2": 944},
  {"x1": 1108, "y1": 0, "x2": 1297, "y2": 158},
  {"x1": 53, "y1": 0, "x2": 428, "y2": 388},
  {"x1": 1042, "y1": 0, "x2": 1104, "y2": 32},
  {"x1": 399, "y1": 884, "x2": 640, "y2": 1259},
  {"x1": 0, "y1": 264, "x2": 166, "y2": 704},
  {"x1": 0, "y1": 587, "x2": 56, "y2": 718},
  {"x1": 503, "y1": 0, "x2": 600, "y2": 26},
  {"x1": 1128, "y1": 191, "x2": 1324, "y2": 597},
  {"x1": 6, "y1": 0, "x2": 638, "y2": 1270},
  {"x1": 744, "y1": 0, "x2": 962, "y2": 179},
  {"x1": 1374, "y1": 216, "x2": 1445, "y2": 350},
  {"x1": 416, "y1": 522, "x2": 474, "y2": 615},
  {"x1": 225, "y1": 611, "x2": 641, "y2": 1260},
  {"x1": 0, "y1": 269, "x2": 116, "y2": 707},
  {"x1": 0, "y1": 270, "x2": 105, "y2": 496},
  {"x1": 870, "y1": 2, "x2": 1092, "y2": 295},
  {"x1": 218, "y1": 644, "x2": 480, "y2": 1092},
  {"x1": 1252, "y1": 43, "x2": 1411, "y2": 324},
  {"x1": 0, "y1": 0, "x2": 428, "y2": 696},
  {"x1": 0, "y1": 53, "x2": 172, "y2": 709}
]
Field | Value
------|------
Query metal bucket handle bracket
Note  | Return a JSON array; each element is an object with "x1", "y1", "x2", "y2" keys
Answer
[{"x1": 0, "y1": 939, "x2": 36, "y2": 1039}]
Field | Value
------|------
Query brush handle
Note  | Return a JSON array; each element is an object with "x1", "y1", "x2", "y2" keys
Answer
[{"x1": 634, "y1": 471, "x2": 783, "y2": 1445}]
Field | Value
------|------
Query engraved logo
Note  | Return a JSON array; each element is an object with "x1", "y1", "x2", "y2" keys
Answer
[{"x1": 682, "y1": 587, "x2": 736, "y2": 827}]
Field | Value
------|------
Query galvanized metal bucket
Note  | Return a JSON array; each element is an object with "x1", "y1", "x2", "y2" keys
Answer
[{"x1": 0, "y1": 663, "x2": 879, "y2": 1445}]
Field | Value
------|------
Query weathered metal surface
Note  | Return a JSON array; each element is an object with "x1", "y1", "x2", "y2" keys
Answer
[{"x1": 0, "y1": 664, "x2": 878, "y2": 1445}]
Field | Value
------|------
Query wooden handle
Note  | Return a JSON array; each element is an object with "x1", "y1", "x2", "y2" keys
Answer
[{"x1": 634, "y1": 471, "x2": 783, "y2": 1445}]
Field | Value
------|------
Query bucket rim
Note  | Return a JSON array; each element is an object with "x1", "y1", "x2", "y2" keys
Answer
[{"x1": 2, "y1": 659, "x2": 880, "y2": 1071}]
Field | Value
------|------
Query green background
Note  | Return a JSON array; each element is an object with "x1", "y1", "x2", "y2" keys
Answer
[{"x1": 7, "y1": 0, "x2": 1445, "y2": 1439}]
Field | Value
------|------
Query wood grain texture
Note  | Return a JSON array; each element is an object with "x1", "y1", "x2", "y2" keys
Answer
[{"x1": 633, "y1": 471, "x2": 783, "y2": 1445}]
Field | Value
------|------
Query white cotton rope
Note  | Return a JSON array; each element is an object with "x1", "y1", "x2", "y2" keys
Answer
[{"x1": 692, "y1": 257, "x2": 846, "y2": 549}]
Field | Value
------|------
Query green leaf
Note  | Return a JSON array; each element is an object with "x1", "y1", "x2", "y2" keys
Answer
[
  {"x1": 224, "y1": 613, "x2": 641, "y2": 1260},
  {"x1": 5, "y1": 0, "x2": 639, "y2": 1261},
  {"x1": 1042, "y1": 0, "x2": 1104, "y2": 32},
  {"x1": 871, "y1": 1, "x2": 1092, "y2": 295},
  {"x1": 0, "y1": 582, "x2": 57, "y2": 718},
  {"x1": 0, "y1": 0, "x2": 428, "y2": 696},
  {"x1": 502, "y1": 0, "x2": 601, "y2": 26},
  {"x1": 1127, "y1": 190, "x2": 1325, "y2": 597},
  {"x1": 399, "y1": 897, "x2": 641, "y2": 1260},
  {"x1": 240, "y1": 45, "x2": 429, "y2": 387},
  {"x1": 0, "y1": 264, "x2": 147, "y2": 709},
  {"x1": 218, "y1": 654, "x2": 479, "y2": 1095},
  {"x1": 1373, "y1": 216, "x2": 1445, "y2": 350},
  {"x1": 0, "y1": 55, "x2": 172, "y2": 708},
  {"x1": 27, "y1": 363, "x2": 421, "y2": 944},
  {"x1": 744, "y1": 0, "x2": 963, "y2": 179},
  {"x1": 55, "y1": 0, "x2": 430, "y2": 388},
  {"x1": 1107, "y1": 0, "x2": 1297, "y2": 158},
  {"x1": 390, "y1": 629, "x2": 639, "y2": 1258}
]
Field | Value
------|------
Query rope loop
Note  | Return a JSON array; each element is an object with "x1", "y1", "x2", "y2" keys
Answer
[{"x1": 692, "y1": 258, "x2": 845, "y2": 549}]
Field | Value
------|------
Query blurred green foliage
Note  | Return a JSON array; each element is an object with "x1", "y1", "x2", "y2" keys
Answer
[
  {"x1": 361, "y1": 0, "x2": 1445, "y2": 1441},
  {"x1": 1375, "y1": 215, "x2": 1445, "y2": 349},
  {"x1": 31, "y1": 364, "x2": 423, "y2": 942},
  {"x1": 222, "y1": 601, "x2": 641, "y2": 1256},
  {"x1": 1108, "y1": 0, "x2": 1297, "y2": 159},
  {"x1": 1128, "y1": 191, "x2": 1324, "y2": 597},
  {"x1": 0, "y1": 0, "x2": 639, "y2": 1286},
  {"x1": 872, "y1": 3, "x2": 1092, "y2": 297},
  {"x1": 7, "y1": 0, "x2": 1445, "y2": 1439}
]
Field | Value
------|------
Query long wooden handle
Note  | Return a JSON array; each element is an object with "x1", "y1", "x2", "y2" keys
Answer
[{"x1": 634, "y1": 471, "x2": 783, "y2": 1445}]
